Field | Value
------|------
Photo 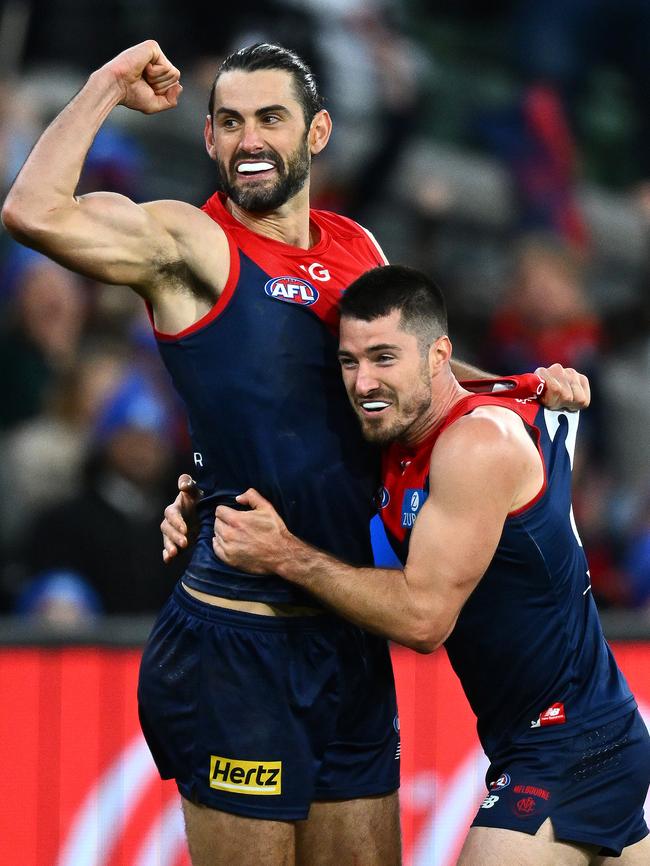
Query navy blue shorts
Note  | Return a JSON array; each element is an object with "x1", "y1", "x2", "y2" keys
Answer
[
  {"x1": 138, "y1": 583, "x2": 400, "y2": 820},
  {"x1": 472, "y1": 709, "x2": 650, "y2": 856}
]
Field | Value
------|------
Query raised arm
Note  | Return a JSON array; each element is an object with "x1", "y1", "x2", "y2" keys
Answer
[
  {"x1": 1, "y1": 41, "x2": 229, "y2": 322},
  {"x1": 213, "y1": 407, "x2": 543, "y2": 651}
]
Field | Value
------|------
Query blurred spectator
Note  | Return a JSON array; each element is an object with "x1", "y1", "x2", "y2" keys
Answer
[
  {"x1": 484, "y1": 232, "x2": 605, "y2": 462},
  {"x1": 572, "y1": 468, "x2": 632, "y2": 609},
  {"x1": 15, "y1": 569, "x2": 102, "y2": 629},
  {"x1": 511, "y1": 0, "x2": 650, "y2": 189},
  {"x1": 622, "y1": 489, "x2": 650, "y2": 608},
  {"x1": 0, "y1": 248, "x2": 86, "y2": 430},
  {"x1": 77, "y1": 126, "x2": 144, "y2": 199},
  {"x1": 487, "y1": 233, "x2": 601, "y2": 369},
  {"x1": 0, "y1": 341, "x2": 127, "y2": 547},
  {"x1": 478, "y1": 83, "x2": 588, "y2": 248},
  {"x1": 478, "y1": 0, "x2": 650, "y2": 241},
  {"x1": 15, "y1": 372, "x2": 186, "y2": 616}
]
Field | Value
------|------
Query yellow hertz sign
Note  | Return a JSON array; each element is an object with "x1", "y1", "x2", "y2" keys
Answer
[{"x1": 209, "y1": 755, "x2": 282, "y2": 795}]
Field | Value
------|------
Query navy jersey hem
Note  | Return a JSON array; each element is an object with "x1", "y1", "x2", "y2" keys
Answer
[
  {"x1": 313, "y1": 780, "x2": 400, "y2": 802},
  {"x1": 175, "y1": 779, "x2": 401, "y2": 822},
  {"x1": 174, "y1": 581, "x2": 333, "y2": 630},
  {"x1": 176, "y1": 781, "x2": 311, "y2": 821}
]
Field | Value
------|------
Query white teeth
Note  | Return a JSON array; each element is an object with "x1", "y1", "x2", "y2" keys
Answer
[
  {"x1": 362, "y1": 402, "x2": 390, "y2": 411},
  {"x1": 237, "y1": 162, "x2": 274, "y2": 173}
]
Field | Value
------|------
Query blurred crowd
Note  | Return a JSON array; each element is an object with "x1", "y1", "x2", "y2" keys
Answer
[{"x1": 0, "y1": 0, "x2": 649, "y2": 627}]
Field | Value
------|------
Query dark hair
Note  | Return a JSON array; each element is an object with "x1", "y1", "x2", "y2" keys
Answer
[
  {"x1": 339, "y1": 265, "x2": 448, "y2": 349},
  {"x1": 209, "y1": 43, "x2": 323, "y2": 127}
]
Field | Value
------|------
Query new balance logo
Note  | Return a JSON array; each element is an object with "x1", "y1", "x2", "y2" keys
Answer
[
  {"x1": 209, "y1": 755, "x2": 282, "y2": 795},
  {"x1": 480, "y1": 795, "x2": 500, "y2": 809}
]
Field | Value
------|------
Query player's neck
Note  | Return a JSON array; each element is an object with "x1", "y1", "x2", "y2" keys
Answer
[
  {"x1": 402, "y1": 377, "x2": 470, "y2": 448},
  {"x1": 225, "y1": 185, "x2": 314, "y2": 249}
]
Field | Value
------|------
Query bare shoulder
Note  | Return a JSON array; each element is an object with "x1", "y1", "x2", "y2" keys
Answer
[
  {"x1": 142, "y1": 199, "x2": 224, "y2": 237},
  {"x1": 435, "y1": 405, "x2": 527, "y2": 457},
  {"x1": 431, "y1": 405, "x2": 541, "y2": 492},
  {"x1": 142, "y1": 199, "x2": 228, "y2": 256}
]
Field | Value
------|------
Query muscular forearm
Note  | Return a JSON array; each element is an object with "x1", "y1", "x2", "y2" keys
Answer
[
  {"x1": 2, "y1": 70, "x2": 122, "y2": 238},
  {"x1": 274, "y1": 534, "x2": 440, "y2": 652}
]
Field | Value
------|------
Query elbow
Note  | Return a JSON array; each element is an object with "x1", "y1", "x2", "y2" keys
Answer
[
  {"x1": 1, "y1": 192, "x2": 59, "y2": 245},
  {"x1": 410, "y1": 634, "x2": 441, "y2": 655},
  {"x1": 1, "y1": 196, "x2": 23, "y2": 238},
  {"x1": 399, "y1": 605, "x2": 457, "y2": 654},
  {"x1": 399, "y1": 616, "x2": 443, "y2": 655},
  {"x1": 409, "y1": 639, "x2": 437, "y2": 655},
  {"x1": 1, "y1": 195, "x2": 37, "y2": 243}
]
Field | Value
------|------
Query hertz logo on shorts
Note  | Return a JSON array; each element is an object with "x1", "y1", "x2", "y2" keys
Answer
[{"x1": 209, "y1": 755, "x2": 282, "y2": 795}]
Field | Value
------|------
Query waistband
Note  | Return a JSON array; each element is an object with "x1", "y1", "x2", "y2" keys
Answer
[{"x1": 174, "y1": 581, "x2": 337, "y2": 632}]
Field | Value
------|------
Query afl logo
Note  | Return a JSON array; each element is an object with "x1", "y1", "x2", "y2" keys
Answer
[
  {"x1": 490, "y1": 772, "x2": 511, "y2": 790},
  {"x1": 264, "y1": 276, "x2": 319, "y2": 306},
  {"x1": 375, "y1": 486, "x2": 390, "y2": 509}
]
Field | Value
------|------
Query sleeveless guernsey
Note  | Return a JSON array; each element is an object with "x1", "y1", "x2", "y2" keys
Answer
[
  {"x1": 379, "y1": 393, "x2": 634, "y2": 758},
  {"x1": 152, "y1": 193, "x2": 386, "y2": 603}
]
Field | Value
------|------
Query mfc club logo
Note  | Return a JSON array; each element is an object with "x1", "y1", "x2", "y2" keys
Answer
[
  {"x1": 401, "y1": 488, "x2": 428, "y2": 528},
  {"x1": 264, "y1": 276, "x2": 319, "y2": 306}
]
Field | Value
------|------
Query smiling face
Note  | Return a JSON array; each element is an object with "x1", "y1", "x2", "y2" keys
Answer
[
  {"x1": 338, "y1": 310, "x2": 438, "y2": 445},
  {"x1": 205, "y1": 69, "x2": 319, "y2": 212}
]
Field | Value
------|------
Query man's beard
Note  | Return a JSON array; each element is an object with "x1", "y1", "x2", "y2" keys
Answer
[
  {"x1": 218, "y1": 138, "x2": 311, "y2": 212},
  {"x1": 355, "y1": 368, "x2": 433, "y2": 445}
]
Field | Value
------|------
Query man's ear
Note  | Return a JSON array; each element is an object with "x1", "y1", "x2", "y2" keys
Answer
[
  {"x1": 309, "y1": 110, "x2": 332, "y2": 155},
  {"x1": 204, "y1": 115, "x2": 216, "y2": 158},
  {"x1": 429, "y1": 336, "x2": 452, "y2": 375}
]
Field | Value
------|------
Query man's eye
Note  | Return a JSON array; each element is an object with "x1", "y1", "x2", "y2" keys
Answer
[
  {"x1": 339, "y1": 359, "x2": 357, "y2": 369},
  {"x1": 263, "y1": 115, "x2": 280, "y2": 124},
  {"x1": 377, "y1": 355, "x2": 395, "y2": 363}
]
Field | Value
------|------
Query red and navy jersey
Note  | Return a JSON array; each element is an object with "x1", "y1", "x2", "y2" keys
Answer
[
  {"x1": 379, "y1": 392, "x2": 635, "y2": 759},
  {"x1": 152, "y1": 193, "x2": 386, "y2": 603}
]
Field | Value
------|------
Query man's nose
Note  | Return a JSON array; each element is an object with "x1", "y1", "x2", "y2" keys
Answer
[
  {"x1": 355, "y1": 367, "x2": 380, "y2": 396},
  {"x1": 240, "y1": 122, "x2": 265, "y2": 152}
]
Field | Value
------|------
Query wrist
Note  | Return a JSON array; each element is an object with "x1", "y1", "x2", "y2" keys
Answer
[
  {"x1": 88, "y1": 67, "x2": 127, "y2": 106},
  {"x1": 273, "y1": 530, "x2": 307, "y2": 583}
]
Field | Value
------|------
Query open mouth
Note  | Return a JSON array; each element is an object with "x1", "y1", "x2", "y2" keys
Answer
[
  {"x1": 236, "y1": 161, "x2": 276, "y2": 178},
  {"x1": 360, "y1": 401, "x2": 391, "y2": 415}
]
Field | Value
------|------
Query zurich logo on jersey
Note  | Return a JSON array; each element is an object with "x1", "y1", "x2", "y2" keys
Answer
[
  {"x1": 264, "y1": 276, "x2": 319, "y2": 306},
  {"x1": 401, "y1": 488, "x2": 427, "y2": 528}
]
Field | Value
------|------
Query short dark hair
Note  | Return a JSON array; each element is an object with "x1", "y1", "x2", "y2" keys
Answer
[
  {"x1": 209, "y1": 43, "x2": 323, "y2": 127},
  {"x1": 339, "y1": 265, "x2": 448, "y2": 350}
]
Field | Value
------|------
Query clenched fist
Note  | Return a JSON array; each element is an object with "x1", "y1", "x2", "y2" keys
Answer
[{"x1": 100, "y1": 40, "x2": 182, "y2": 114}]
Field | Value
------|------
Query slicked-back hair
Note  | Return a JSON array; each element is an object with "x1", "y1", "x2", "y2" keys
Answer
[
  {"x1": 209, "y1": 43, "x2": 323, "y2": 127},
  {"x1": 339, "y1": 265, "x2": 448, "y2": 351}
]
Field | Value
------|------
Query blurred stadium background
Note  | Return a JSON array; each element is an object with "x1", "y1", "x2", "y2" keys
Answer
[{"x1": 0, "y1": 1, "x2": 649, "y2": 863}]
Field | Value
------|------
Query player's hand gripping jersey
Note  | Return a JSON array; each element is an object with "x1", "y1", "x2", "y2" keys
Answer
[
  {"x1": 379, "y1": 391, "x2": 634, "y2": 759},
  {"x1": 152, "y1": 193, "x2": 386, "y2": 603}
]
